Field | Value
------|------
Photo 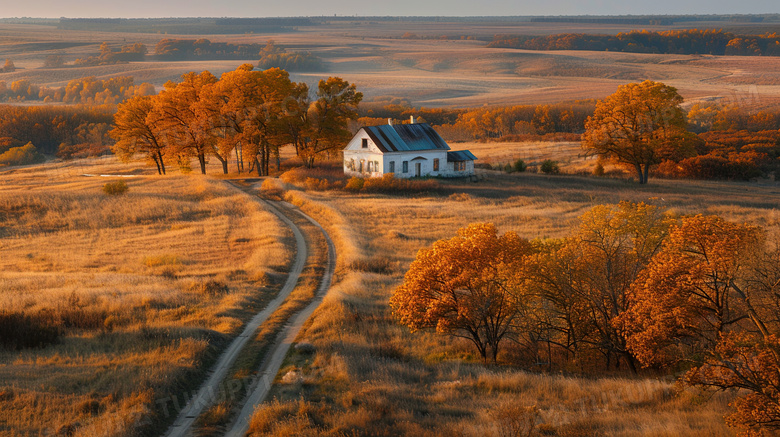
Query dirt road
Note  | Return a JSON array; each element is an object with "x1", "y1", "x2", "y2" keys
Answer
[
  {"x1": 164, "y1": 183, "x2": 334, "y2": 437},
  {"x1": 224, "y1": 204, "x2": 336, "y2": 436}
]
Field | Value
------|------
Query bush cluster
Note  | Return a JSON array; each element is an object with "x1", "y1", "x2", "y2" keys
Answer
[
  {"x1": 102, "y1": 180, "x2": 129, "y2": 195},
  {"x1": 0, "y1": 142, "x2": 45, "y2": 167}
]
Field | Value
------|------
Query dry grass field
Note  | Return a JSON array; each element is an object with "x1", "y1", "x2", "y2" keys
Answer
[
  {"x1": 248, "y1": 151, "x2": 780, "y2": 436},
  {"x1": 3, "y1": 20, "x2": 780, "y2": 108},
  {"x1": 0, "y1": 157, "x2": 291, "y2": 435}
]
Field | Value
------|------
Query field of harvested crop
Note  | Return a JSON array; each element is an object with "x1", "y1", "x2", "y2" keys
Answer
[{"x1": 3, "y1": 19, "x2": 780, "y2": 108}]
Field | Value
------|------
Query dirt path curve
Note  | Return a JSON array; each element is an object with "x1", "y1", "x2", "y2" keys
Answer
[
  {"x1": 163, "y1": 186, "x2": 309, "y2": 437},
  {"x1": 224, "y1": 200, "x2": 337, "y2": 436}
]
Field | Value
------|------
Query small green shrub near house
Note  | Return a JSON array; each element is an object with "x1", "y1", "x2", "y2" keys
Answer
[
  {"x1": 0, "y1": 142, "x2": 45, "y2": 167},
  {"x1": 102, "y1": 180, "x2": 129, "y2": 196},
  {"x1": 540, "y1": 160, "x2": 560, "y2": 174},
  {"x1": 513, "y1": 158, "x2": 527, "y2": 172}
]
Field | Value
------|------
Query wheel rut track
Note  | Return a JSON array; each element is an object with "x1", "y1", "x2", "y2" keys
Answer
[{"x1": 163, "y1": 180, "x2": 335, "y2": 437}]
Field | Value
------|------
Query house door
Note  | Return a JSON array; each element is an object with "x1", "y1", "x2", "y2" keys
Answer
[{"x1": 415, "y1": 162, "x2": 421, "y2": 177}]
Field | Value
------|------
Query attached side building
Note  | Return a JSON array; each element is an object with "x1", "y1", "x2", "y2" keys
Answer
[{"x1": 343, "y1": 120, "x2": 476, "y2": 178}]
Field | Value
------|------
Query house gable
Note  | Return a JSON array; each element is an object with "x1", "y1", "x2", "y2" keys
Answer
[{"x1": 344, "y1": 129, "x2": 384, "y2": 154}]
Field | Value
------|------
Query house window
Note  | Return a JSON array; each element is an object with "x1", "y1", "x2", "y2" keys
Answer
[
  {"x1": 455, "y1": 161, "x2": 466, "y2": 171},
  {"x1": 374, "y1": 161, "x2": 379, "y2": 172},
  {"x1": 359, "y1": 160, "x2": 364, "y2": 173},
  {"x1": 361, "y1": 138, "x2": 368, "y2": 148},
  {"x1": 367, "y1": 161, "x2": 372, "y2": 172},
  {"x1": 389, "y1": 161, "x2": 395, "y2": 173},
  {"x1": 402, "y1": 161, "x2": 409, "y2": 173},
  {"x1": 348, "y1": 159, "x2": 355, "y2": 171},
  {"x1": 433, "y1": 158, "x2": 439, "y2": 172}
]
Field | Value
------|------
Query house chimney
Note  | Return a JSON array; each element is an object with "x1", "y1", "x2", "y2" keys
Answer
[
  {"x1": 410, "y1": 115, "x2": 415, "y2": 124},
  {"x1": 388, "y1": 118, "x2": 393, "y2": 126}
]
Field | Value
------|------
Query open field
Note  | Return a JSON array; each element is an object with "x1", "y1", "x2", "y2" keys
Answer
[
  {"x1": 246, "y1": 154, "x2": 780, "y2": 435},
  {"x1": 3, "y1": 20, "x2": 780, "y2": 108},
  {"x1": 0, "y1": 157, "x2": 292, "y2": 435}
]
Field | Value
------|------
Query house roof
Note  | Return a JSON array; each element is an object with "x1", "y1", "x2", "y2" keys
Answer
[
  {"x1": 362, "y1": 123, "x2": 450, "y2": 153},
  {"x1": 447, "y1": 150, "x2": 478, "y2": 161}
]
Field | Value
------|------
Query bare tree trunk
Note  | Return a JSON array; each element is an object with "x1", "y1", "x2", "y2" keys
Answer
[
  {"x1": 152, "y1": 156, "x2": 162, "y2": 175},
  {"x1": 198, "y1": 153, "x2": 207, "y2": 175},
  {"x1": 157, "y1": 150, "x2": 166, "y2": 175},
  {"x1": 635, "y1": 163, "x2": 644, "y2": 184},
  {"x1": 254, "y1": 156, "x2": 262, "y2": 177},
  {"x1": 214, "y1": 154, "x2": 228, "y2": 174}
]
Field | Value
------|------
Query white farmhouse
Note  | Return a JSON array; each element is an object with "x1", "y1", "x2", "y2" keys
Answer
[{"x1": 343, "y1": 118, "x2": 476, "y2": 178}]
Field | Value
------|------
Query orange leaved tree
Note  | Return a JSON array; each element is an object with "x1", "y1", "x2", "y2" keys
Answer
[
  {"x1": 582, "y1": 80, "x2": 694, "y2": 184},
  {"x1": 620, "y1": 214, "x2": 780, "y2": 436},
  {"x1": 390, "y1": 223, "x2": 532, "y2": 363},
  {"x1": 530, "y1": 201, "x2": 674, "y2": 371},
  {"x1": 619, "y1": 215, "x2": 764, "y2": 367}
]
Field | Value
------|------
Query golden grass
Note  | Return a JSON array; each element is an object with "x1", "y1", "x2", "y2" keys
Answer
[
  {"x1": 249, "y1": 161, "x2": 780, "y2": 435},
  {"x1": 0, "y1": 157, "x2": 291, "y2": 435}
]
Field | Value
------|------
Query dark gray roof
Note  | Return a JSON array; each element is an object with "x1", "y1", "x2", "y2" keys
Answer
[
  {"x1": 447, "y1": 150, "x2": 477, "y2": 161},
  {"x1": 362, "y1": 123, "x2": 450, "y2": 153}
]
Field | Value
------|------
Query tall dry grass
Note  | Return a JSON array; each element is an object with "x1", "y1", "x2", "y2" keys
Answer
[
  {"x1": 248, "y1": 166, "x2": 780, "y2": 436},
  {"x1": 0, "y1": 157, "x2": 291, "y2": 436}
]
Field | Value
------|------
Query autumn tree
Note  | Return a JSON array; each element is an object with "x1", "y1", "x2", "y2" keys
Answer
[
  {"x1": 530, "y1": 202, "x2": 674, "y2": 371},
  {"x1": 582, "y1": 80, "x2": 694, "y2": 184},
  {"x1": 390, "y1": 223, "x2": 533, "y2": 363},
  {"x1": 151, "y1": 71, "x2": 217, "y2": 174},
  {"x1": 239, "y1": 67, "x2": 303, "y2": 176},
  {"x1": 297, "y1": 77, "x2": 362, "y2": 167},
  {"x1": 620, "y1": 215, "x2": 780, "y2": 435},
  {"x1": 110, "y1": 95, "x2": 168, "y2": 175},
  {"x1": 619, "y1": 215, "x2": 765, "y2": 367}
]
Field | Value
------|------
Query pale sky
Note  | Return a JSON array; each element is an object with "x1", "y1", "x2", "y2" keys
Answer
[{"x1": 2, "y1": 0, "x2": 778, "y2": 18}]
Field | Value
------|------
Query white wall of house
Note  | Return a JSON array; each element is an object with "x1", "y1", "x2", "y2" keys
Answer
[
  {"x1": 382, "y1": 150, "x2": 448, "y2": 178},
  {"x1": 343, "y1": 131, "x2": 384, "y2": 178},
  {"x1": 445, "y1": 159, "x2": 475, "y2": 177}
]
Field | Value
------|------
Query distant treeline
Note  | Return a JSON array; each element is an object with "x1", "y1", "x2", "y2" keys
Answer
[
  {"x1": 256, "y1": 41, "x2": 324, "y2": 72},
  {"x1": 489, "y1": 29, "x2": 780, "y2": 56},
  {"x1": 57, "y1": 18, "x2": 311, "y2": 34},
  {"x1": 72, "y1": 42, "x2": 147, "y2": 66},
  {"x1": 0, "y1": 76, "x2": 155, "y2": 105},
  {"x1": 156, "y1": 39, "x2": 324, "y2": 71},
  {"x1": 154, "y1": 39, "x2": 266, "y2": 61},
  {"x1": 527, "y1": 15, "x2": 776, "y2": 25},
  {"x1": 358, "y1": 99, "x2": 597, "y2": 141},
  {"x1": 0, "y1": 105, "x2": 114, "y2": 158}
]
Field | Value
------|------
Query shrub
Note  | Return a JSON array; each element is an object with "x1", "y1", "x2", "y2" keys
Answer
[
  {"x1": 0, "y1": 142, "x2": 45, "y2": 167},
  {"x1": 513, "y1": 158, "x2": 527, "y2": 172},
  {"x1": 260, "y1": 178, "x2": 284, "y2": 199},
  {"x1": 449, "y1": 192, "x2": 472, "y2": 202},
  {"x1": 0, "y1": 311, "x2": 60, "y2": 350},
  {"x1": 349, "y1": 257, "x2": 394, "y2": 274},
  {"x1": 540, "y1": 160, "x2": 560, "y2": 174},
  {"x1": 199, "y1": 280, "x2": 230, "y2": 297},
  {"x1": 102, "y1": 180, "x2": 128, "y2": 196},
  {"x1": 593, "y1": 162, "x2": 605, "y2": 176},
  {"x1": 656, "y1": 151, "x2": 767, "y2": 180},
  {"x1": 344, "y1": 177, "x2": 365, "y2": 192},
  {"x1": 361, "y1": 173, "x2": 438, "y2": 193}
]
